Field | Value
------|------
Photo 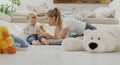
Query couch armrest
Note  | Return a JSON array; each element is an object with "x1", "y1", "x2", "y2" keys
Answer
[{"x1": 83, "y1": 18, "x2": 119, "y2": 24}]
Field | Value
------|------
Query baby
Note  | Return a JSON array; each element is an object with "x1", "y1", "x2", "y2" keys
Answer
[{"x1": 24, "y1": 13, "x2": 49, "y2": 45}]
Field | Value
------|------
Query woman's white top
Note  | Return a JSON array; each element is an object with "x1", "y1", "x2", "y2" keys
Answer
[{"x1": 62, "y1": 18, "x2": 86, "y2": 35}]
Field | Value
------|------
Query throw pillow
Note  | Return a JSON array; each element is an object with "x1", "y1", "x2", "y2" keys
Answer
[
  {"x1": 27, "y1": 3, "x2": 49, "y2": 16},
  {"x1": 94, "y1": 7, "x2": 115, "y2": 18}
]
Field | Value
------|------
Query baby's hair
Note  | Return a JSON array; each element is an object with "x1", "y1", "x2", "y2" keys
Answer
[{"x1": 27, "y1": 13, "x2": 37, "y2": 20}]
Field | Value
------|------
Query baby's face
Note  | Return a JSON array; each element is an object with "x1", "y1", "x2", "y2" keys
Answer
[{"x1": 29, "y1": 19, "x2": 36, "y2": 26}]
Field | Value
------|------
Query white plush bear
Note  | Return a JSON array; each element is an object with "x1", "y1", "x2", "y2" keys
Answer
[
  {"x1": 62, "y1": 27, "x2": 120, "y2": 53},
  {"x1": 62, "y1": 38, "x2": 83, "y2": 51},
  {"x1": 83, "y1": 30, "x2": 117, "y2": 52}
]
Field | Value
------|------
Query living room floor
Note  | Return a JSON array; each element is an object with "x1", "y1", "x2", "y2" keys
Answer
[{"x1": 0, "y1": 45, "x2": 120, "y2": 65}]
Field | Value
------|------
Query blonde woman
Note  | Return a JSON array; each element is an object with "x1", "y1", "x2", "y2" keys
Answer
[{"x1": 44, "y1": 8, "x2": 96, "y2": 39}]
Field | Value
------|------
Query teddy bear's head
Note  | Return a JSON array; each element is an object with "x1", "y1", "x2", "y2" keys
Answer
[
  {"x1": 0, "y1": 26, "x2": 9, "y2": 40},
  {"x1": 0, "y1": 26, "x2": 16, "y2": 54},
  {"x1": 83, "y1": 30, "x2": 117, "y2": 52}
]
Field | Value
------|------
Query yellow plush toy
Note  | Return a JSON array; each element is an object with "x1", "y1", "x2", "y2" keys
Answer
[{"x1": 0, "y1": 26, "x2": 16, "y2": 54}]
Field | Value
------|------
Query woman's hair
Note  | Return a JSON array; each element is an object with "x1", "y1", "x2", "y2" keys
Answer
[
  {"x1": 27, "y1": 13, "x2": 37, "y2": 20},
  {"x1": 47, "y1": 8, "x2": 62, "y2": 37}
]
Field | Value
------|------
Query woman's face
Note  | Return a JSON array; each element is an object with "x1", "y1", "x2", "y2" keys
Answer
[{"x1": 46, "y1": 15, "x2": 56, "y2": 26}]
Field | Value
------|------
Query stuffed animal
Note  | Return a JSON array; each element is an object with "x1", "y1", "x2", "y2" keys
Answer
[
  {"x1": 83, "y1": 28, "x2": 120, "y2": 52},
  {"x1": 62, "y1": 28, "x2": 120, "y2": 53},
  {"x1": 0, "y1": 26, "x2": 16, "y2": 54},
  {"x1": 11, "y1": 35, "x2": 29, "y2": 51},
  {"x1": 37, "y1": 25, "x2": 46, "y2": 33},
  {"x1": 62, "y1": 38, "x2": 83, "y2": 51}
]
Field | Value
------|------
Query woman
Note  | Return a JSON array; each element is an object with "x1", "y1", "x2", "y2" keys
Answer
[{"x1": 44, "y1": 8, "x2": 96, "y2": 39}]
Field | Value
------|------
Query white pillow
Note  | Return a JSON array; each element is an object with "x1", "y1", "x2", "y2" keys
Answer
[
  {"x1": 35, "y1": 10, "x2": 48, "y2": 16},
  {"x1": 27, "y1": 3, "x2": 49, "y2": 16},
  {"x1": 0, "y1": 12, "x2": 11, "y2": 22},
  {"x1": 12, "y1": 11, "x2": 37, "y2": 16},
  {"x1": 94, "y1": 7, "x2": 115, "y2": 18},
  {"x1": 95, "y1": 14, "x2": 107, "y2": 18},
  {"x1": 84, "y1": 12, "x2": 96, "y2": 18}
]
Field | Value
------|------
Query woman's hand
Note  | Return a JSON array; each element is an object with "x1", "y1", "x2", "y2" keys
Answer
[{"x1": 44, "y1": 33, "x2": 58, "y2": 39}]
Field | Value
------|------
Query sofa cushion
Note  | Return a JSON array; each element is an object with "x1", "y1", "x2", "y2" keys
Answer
[
  {"x1": 83, "y1": 18, "x2": 119, "y2": 24},
  {"x1": 12, "y1": 11, "x2": 37, "y2": 16},
  {"x1": 27, "y1": 3, "x2": 49, "y2": 16},
  {"x1": 94, "y1": 7, "x2": 115, "y2": 18},
  {"x1": 84, "y1": 12, "x2": 96, "y2": 18}
]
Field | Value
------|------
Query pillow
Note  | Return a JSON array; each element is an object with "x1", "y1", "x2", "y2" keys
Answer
[
  {"x1": 95, "y1": 14, "x2": 107, "y2": 18},
  {"x1": 84, "y1": 12, "x2": 96, "y2": 18},
  {"x1": 27, "y1": 3, "x2": 48, "y2": 11},
  {"x1": 12, "y1": 11, "x2": 37, "y2": 16},
  {"x1": 11, "y1": 35, "x2": 29, "y2": 51},
  {"x1": 27, "y1": 3, "x2": 49, "y2": 16},
  {"x1": 94, "y1": 7, "x2": 115, "y2": 18},
  {"x1": 34, "y1": 10, "x2": 48, "y2": 16},
  {"x1": 84, "y1": 12, "x2": 107, "y2": 18},
  {"x1": 0, "y1": 12, "x2": 11, "y2": 22}
]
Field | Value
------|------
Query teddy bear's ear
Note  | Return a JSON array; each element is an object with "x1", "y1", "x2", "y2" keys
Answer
[{"x1": 84, "y1": 29, "x2": 92, "y2": 36}]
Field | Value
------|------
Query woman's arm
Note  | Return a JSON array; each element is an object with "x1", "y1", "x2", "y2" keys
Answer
[
  {"x1": 60, "y1": 28, "x2": 68, "y2": 39},
  {"x1": 45, "y1": 33, "x2": 58, "y2": 39},
  {"x1": 45, "y1": 28, "x2": 68, "y2": 39}
]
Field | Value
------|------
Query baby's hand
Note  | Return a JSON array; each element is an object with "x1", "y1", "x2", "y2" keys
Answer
[
  {"x1": 37, "y1": 32, "x2": 45, "y2": 37},
  {"x1": 36, "y1": 27, "x2": 40, "y2": 33},
  {"x1": 29, "y1": 32, "x2": 35, "y2": 35}
]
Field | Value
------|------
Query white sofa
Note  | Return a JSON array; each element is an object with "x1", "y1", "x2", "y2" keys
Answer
[
  {"x1": 83, "y1": 18, "x2": 119, "y2": 24},
  {"x1": 11, "y1": 15, "x2": 46, "y2": 23},
  {"x1": 11, "y1": 6, "x2": 119, "y2": 24},
  {"x1": 72, "y1": 7, "x2": 119, "y2": 24},
  {"x1": 11, "y1": 3, "x2": 50, "y2": 23}
]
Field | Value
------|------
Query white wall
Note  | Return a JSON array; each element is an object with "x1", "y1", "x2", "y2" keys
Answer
[
  {"x1": 20, "y1": 0, "x2": 53, "y2": 9},
  {"x1": 0, "y1": 0, "x2": 54, "y2": 11},
  {"x1": 55, "y1": 4, "x2": 108, "y2": 11},
  {"x1": 0, "y1": 0, "x2": 109, "y2": 11},
  {"x1": 17, "y1": 0, "x2": 54, "y2": 11}
]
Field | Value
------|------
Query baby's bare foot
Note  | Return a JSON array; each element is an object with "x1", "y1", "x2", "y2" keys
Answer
[
  {"x1": 32, "y1": 40, "x2": 40, "y2": 46},
  {"x1": 32, "y1": 40, "x2": 37, "y2": 45},
  {"x1": 36, "y1": 40, "x2": 41, "y2": 45},
  {"x1": 41, "y1": 38, "x2": 49, "y2": 45}
]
